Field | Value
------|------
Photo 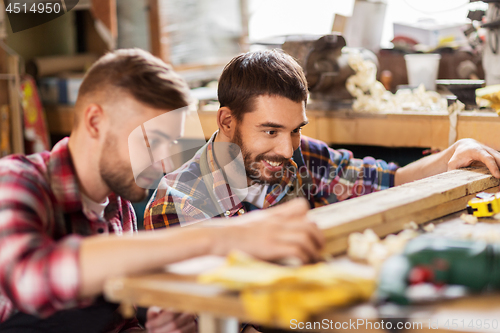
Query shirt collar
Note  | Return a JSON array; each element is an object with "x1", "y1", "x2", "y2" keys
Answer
[{"x1": 48, "y1": 137, "x2": 83, "y2": 213}]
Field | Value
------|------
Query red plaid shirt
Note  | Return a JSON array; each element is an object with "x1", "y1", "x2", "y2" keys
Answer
[{"x1": 0, "y1": 138, "x2": 139, "y2": 332}]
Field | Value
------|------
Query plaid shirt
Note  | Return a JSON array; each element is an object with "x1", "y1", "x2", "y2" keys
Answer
[
  {"x1": 144, "y1": 133, "x2": 398, "y2": 229},
  {"x1": 0, "y1": 138, "x2": 139, "y2": 332}
]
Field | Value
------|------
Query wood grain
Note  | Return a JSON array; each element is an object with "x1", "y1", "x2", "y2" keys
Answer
[
  {"x1": 309, "y1": 167, "x2": 500, "y2": 255},
  {"x1": 105, "y1": 273, "x2": 250, "y2": 321}
]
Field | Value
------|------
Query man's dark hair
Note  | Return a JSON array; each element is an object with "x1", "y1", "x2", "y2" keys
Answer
[
  {"x1": 218, "y1": 49, "x2": 308, "y2": 121},
  {"x1": 78, "y1": 48, "x2": 191, "y2": 111}
]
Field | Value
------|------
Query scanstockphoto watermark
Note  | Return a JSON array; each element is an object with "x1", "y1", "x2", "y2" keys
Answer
[
  {"x1": 290, "y1": 319, "x2": 423, "y2": 331},
  {"x1": 290, "y1": 318, "x2": 500, "y2": 331}
]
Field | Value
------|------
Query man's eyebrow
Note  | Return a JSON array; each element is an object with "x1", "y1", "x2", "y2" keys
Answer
[
  {"x1": 258, "y1": 122, "x2": 285, "y2": 129},
  {"x1": 257, "y1": 120, "x2": 309, "y2": 129},
  {"x1": 296, "y1": 120, "x2": 309, "y2": 128}
]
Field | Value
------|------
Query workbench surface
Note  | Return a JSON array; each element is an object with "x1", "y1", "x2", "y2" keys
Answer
[{"x1": 104, "y1": 210, "x2": 500, "y2": 333}]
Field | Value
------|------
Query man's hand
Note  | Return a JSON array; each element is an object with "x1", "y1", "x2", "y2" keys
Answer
[
  {"x1": 145, "y1": 307, "x2": 197, "y2": 333},
  {"x1": 447, "y1": 139, "x2": 500, "y2": 177},
  {"x1": 395, "y1": 139, "x2": 500, "y2": 186},
  {"x1": 210, "y1": 198, "x2": 325, "y2": 264}
]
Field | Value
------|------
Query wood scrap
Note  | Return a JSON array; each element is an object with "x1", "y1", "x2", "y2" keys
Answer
[{"x1": 460, "y1": 213, "x2": 478, "y2": 225}]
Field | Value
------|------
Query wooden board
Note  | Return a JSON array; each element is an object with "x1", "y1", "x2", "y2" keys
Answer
[{"x1": 309, "y1": 167, "x2": 500, "y2": 255}]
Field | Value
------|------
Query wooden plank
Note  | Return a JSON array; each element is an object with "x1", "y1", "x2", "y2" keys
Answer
[
  {"x1": 322, "y1": 189, "x2": 498, "y2": 256},
  {"x1": 369, "y1": 186, "x2": 497, "y2": 238},
  {"x1": 310, "y1": 167, "x2": 500, "y2": 255},
  {"x1": 310, "y1": 168, "x2": 498, "y2": 235}
]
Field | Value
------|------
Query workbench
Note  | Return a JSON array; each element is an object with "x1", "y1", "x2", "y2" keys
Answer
[
  {"x1": 104, "y1": 168, "x2": 500, "y2": 333},
  {"x1": 45, "y1": 105, "x2": 500, "y2": 151},
  {"x1": 103, "y1": 211, "x2": 500, "y2": 333},
  {"x1": 193, "y1": 109, "x2": 500, "y2": 151}
]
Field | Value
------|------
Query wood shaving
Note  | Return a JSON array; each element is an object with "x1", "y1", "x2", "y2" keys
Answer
[
  {"x1": 460, "y1": 213, "x2": 478, "y2": 225},
  {"x1": 346, "y1": 52, "x2": 447, "y2": 113},
  {"x1": 404, "y1": 221, "x2": 419, "y2": 230},
  {"x1": 423, "y1": 223, "x2": 435, "y2": 232},
  {"x1": 347, "y1": 228, "x2": 418, "y2": 270}
]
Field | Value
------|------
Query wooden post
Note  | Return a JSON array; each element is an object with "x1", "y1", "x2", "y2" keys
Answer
[
  {"x1": 7, "y1": 55, "x2": 23, "y2": 155},
  {"x1": 0, "y1": 105, "x2": 10, "y2": 156},
  {"x1": 239, "y1": 0, "x2": 249, "y2": 52},
  {"x1": 148, "y1": 0, "x2": 171, "y2": 63},
  {"x1": 148, "y1": 0, "x2": 162, "y2": 59},
  {"x1": 90, "y1": 0, "x2": 117, "y2": 50}
]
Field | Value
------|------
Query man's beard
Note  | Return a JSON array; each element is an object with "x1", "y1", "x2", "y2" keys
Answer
[
  {"x1": 99, "y1": 133, "x2": 148, "y2": 202},
  {"x1": 231, "y1": 127, "x2": 286, "y2": 185}
]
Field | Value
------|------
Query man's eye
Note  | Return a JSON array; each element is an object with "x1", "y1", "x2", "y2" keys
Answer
[
  {"x1": 265, "y1": 130, "x2": 277, "y2": 135},
  {"x1": 292, "y1": 127, "x2": 302, "y2": 134}
]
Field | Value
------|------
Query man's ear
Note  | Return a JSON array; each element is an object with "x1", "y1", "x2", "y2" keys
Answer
[
  {"x1": 217, "y1": 107, "x2": 235, "y2": 137},
  {"x1": 83, "y1": 103, "x2": 105, "y2": 139}
]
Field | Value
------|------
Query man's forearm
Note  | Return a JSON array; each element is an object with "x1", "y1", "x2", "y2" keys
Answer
[
  {"x1": 79, "y1": 228, "x2": 213, "y2": 298},
  {"x1": 394, "y1": 144, "x2": 456, "y2": 186}
]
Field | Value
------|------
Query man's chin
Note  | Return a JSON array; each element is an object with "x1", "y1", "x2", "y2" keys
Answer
[
  {"x1": 115, "y1": 186, "x2": 148, "y2": 202},
  {"x1": 129, "y1": 188, "x2": 148, "y2": 202}
]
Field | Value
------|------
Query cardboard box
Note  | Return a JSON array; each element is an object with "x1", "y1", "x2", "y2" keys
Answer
[{"x1": 393, "y1": 21, "x2": 468, "y2": 48}]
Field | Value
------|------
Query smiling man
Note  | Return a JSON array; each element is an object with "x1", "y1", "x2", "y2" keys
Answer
[{"x1": 144, "y1": 49, "x2": 500, "y2": 229}]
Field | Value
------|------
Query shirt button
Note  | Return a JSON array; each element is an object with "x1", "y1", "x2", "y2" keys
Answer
[
  {"x1": 224, "y1": 210, "x2": 230, "y2": 216},
  {"x1": 97, "y1": 228, "x2": 105, "y2": 234},
  {"x1": 238, "y1": 209, "x2": 245, "y2": 214}
]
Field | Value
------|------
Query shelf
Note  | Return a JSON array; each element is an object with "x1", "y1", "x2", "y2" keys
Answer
[
  {"x1": 45, "y1": 104, "x2": 74, "y2": 135},
  {"x1": 44, "y1": 104, "x2": 500, "y2": 151}
]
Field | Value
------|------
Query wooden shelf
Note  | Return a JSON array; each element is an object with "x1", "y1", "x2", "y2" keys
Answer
[
  {"x1": 44, "y1": 104, "x2": 500, "y2": 151},
  {"x1": 45, "y1": 105, "x2": 74, "y2": 135},
  {"x1": 198, "y1": 108, "x2": 500, "y2": 151}
]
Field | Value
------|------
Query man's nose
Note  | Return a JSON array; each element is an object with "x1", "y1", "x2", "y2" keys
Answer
[{"x1": 273, "y1": 135, "x2": 295, "y2": 159}]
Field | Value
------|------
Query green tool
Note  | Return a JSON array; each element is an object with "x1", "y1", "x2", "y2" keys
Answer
[{"x1": 377, "y1": 236, "x2": 500, "y2": 304}]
